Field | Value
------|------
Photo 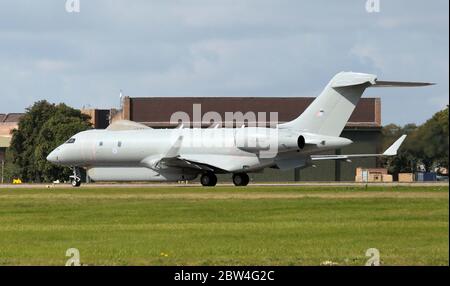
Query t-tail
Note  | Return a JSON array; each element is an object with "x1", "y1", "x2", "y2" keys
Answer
[{"x1": 279, "y1": 71, "x2": 434, "y2": 136}]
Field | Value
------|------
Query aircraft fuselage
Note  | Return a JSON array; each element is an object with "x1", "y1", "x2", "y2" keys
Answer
[{"x1": 47, "y1": 127, "x2": 352, "y2": 182}]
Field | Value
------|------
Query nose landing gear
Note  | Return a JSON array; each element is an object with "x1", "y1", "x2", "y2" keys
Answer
[
  {"x1": 232, "y1": 173, "x2": 249, "y2": 186},
  {"x1": 70, "y1": 167, "x2": 81, "y2": 187}
]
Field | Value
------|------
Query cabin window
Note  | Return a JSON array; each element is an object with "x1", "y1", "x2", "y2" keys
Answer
[
  {"x1": 66, "y1": 138, "x2": 76, "y2": 144},
  {"x1": 118, "y1": 141, "x2": 122, "y2": 147},
  {"x1": 99, "y1": 141, "x2": 103, "y2": 146}
]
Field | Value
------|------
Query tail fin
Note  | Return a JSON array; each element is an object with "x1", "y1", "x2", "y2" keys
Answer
[{"x1": 279, "y1": 72, "x2": 433, "y2": 136}]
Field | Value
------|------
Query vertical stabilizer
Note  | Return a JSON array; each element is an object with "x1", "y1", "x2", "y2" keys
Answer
[{"x1": 279, "y1": 72, "x2": 377, "y2": 136}]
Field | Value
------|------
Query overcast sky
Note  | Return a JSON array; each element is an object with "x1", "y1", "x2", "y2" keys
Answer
[{"x1": 0, "y1": 0, "x2": 448, "y2": 125}]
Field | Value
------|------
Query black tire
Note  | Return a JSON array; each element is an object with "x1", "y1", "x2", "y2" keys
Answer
[
  {"x1": 72, "y1": 179, "x2": 81, "y2": 187},
  {"x1": 232, "y1": 173, "x2": 249, "y2": 186},
  {"x1": 243, "y1": 174, "x2": 250, "y2": 186},
  {"x1": 210, "y1": 175, "x2": 217, "y2": 186},
  {"x1": 200, "y1": 172, "x2": 217, "y2": 187}
]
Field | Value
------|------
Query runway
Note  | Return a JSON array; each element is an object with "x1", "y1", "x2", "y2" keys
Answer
[{"x1": 0, "y1": 181, "x2": 448, "y2": 189}]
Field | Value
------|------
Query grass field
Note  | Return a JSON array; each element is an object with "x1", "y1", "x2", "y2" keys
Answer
[{"x1": 0, "y1": 185, "x2": 448, "y2": 266}]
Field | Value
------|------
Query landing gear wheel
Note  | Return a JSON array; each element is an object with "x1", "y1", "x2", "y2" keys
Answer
[
  {"x1": 200, "y1": 172, "x2": 217, "y2": 187},
  {"x1": 69, "y1": 167, "x2": 82, "y2": 188},
  {"x1": 232, "y1": 173, "x2": 249, "y2": 186},
  {"x1": 71, "y1": 179, "x2": 81, "y2": 187}
]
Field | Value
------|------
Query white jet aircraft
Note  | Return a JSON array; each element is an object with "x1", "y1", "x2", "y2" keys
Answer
[{"x1": 47, "y1": 72, "x2": 432, "y2": 187}]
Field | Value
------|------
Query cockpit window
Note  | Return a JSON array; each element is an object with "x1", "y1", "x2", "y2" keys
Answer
[{"x1": 66, "y1": 138, "x2": 76, "y2": 144}]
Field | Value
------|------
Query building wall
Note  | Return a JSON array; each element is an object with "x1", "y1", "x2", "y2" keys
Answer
[
  {"x1": 0, "y1": 123, "x2": 18, "y2": 137},
  {"x1": 339, "y1": 129, "x2": 382, "y2": 181},
  {"x1": 0, "y1": 117, "x2": 20, "y2": 164},
  {"x1": 81, "y1": 109, "x2": 111, "y2": 129},
  {"x1": 126, "y1": 97, "x2": 381, "y2": 128}
]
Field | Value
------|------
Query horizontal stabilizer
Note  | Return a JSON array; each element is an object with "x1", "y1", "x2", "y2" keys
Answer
[
  {"x1": 311, "y1": 135, "x2": 407, "y2": 161},
  {"x1": 371, "y1": 80, "x2": 435, "y2": 87}
]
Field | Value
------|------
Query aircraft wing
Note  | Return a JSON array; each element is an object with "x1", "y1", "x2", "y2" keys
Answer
[
  {"x1": 160, "y1": 156, "x2": 218, "y2": 172},
  {"x1": 175, "y1": 154, "x2": 251, "y2": 173},
  {"x1": 311, "y1": 135, "x2": 407, "y2": 161},
  {"x1": 141, "y1": 154, "x2": 221, "y2": 172},
  {"x1": 140, "y1": 135, "x2": 229, "y2": 172}
]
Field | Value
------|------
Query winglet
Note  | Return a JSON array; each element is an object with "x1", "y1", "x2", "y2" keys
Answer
[
  {"x1": 383, "y1": 135, "x2": 407, "y2": 156},
  {"x1": 165, "y1": 135, "x2": 184, "y2": 158}
]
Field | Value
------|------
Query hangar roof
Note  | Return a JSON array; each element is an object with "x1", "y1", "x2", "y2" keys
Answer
[{"x1": 0, "y1": 113, "x2": 23, "y2": 123}]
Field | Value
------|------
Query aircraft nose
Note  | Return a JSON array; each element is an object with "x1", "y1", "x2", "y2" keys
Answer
[{"x1": 46, "y1": 149, "x2": 59, "y2": 163}]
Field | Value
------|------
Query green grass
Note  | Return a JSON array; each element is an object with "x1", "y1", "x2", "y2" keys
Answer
[{"x1": 0, "y1": 185, "x2": 448, "y2": 265}]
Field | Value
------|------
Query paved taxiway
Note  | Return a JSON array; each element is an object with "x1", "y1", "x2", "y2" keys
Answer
[{"x1": 0, "y1": 182, "x2": 448, "y2": 189}]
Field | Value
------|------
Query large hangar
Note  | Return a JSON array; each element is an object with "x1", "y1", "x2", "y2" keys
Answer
[{"x1": 104, "y1": 96, "x2": 383, "y2": 182}]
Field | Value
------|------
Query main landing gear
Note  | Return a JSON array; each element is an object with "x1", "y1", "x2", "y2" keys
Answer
[
  {"x1": 232, "y1": 173, "x2": 249, "y2": 186},
  {"x1": 70, "y1": 167, "x2": 81, "y2": 187},
  {"x1": 200, "y1": 172, "x2": 250, "y2": 187},
  {"x1": 200, "y1": 172, "x2": 217, "y2": 187}
]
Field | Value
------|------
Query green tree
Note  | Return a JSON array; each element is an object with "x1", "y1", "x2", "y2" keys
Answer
[
  {"x1": 382, "y1": 106, "x2": 449, "y2": 174},
  {"x1": 410, "y1": 106, "x2": 449, "y2": 170},
  {"x1": 6, "y1": 101, "x2": 91, "y2": 182}
]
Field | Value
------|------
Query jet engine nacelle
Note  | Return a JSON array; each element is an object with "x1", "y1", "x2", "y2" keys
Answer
[
  {"x1": 235, "y1": 128, "x2": 306, "y2": 153},
  {"x1": 277, "y1": 133, "x2": 306, "y2": 151}
]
